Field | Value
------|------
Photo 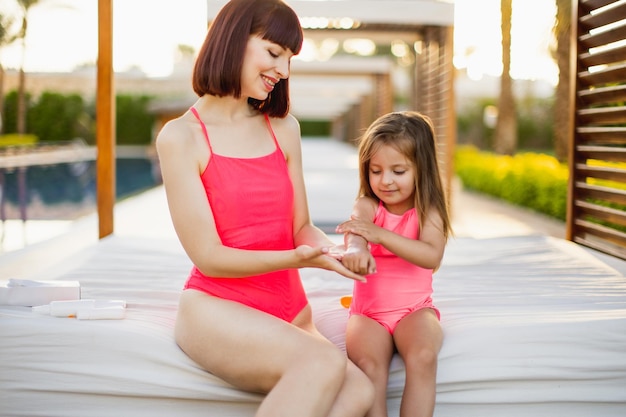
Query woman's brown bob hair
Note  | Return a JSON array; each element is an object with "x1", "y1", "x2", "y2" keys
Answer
[{"x1": 192, "y1": 0, "x2": 303, "y2": 118}]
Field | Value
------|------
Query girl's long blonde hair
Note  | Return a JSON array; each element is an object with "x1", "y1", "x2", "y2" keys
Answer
[{"x1": 357, "y1": 111, "x2": 452, "y2": 240}]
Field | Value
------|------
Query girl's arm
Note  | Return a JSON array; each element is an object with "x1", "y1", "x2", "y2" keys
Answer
[
  {"x1": 157, "y1": 114, "x2": 364, "y2": 280},
  {"x1": 337, "y1": 205, "x2": 446, "y2": 270},
  {"x1": 337, "y1": 197, "x2": 378, "y2": 275}
]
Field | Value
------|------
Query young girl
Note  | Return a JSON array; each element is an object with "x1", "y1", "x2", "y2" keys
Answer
[
  {"x1": 156, "y1": 1, "x2": 374, "y2": 416},
  {"x1": 336, "y1": 111, "x2": 452, "y2": 417}
]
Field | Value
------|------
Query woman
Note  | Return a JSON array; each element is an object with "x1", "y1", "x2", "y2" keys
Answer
[{"x1": 155, "y1": 1, "x2": 374, "y2": 416}]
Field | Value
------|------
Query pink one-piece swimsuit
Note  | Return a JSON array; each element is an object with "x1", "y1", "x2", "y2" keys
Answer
[
  {"x1": 349, "y1": 201, "x2": 440, "y2": 334},
  {"x1": 183, "y1": 107, "x2": 308, "y2": 322}
]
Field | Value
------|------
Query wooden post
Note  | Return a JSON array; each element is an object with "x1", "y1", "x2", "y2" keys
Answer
[
  {"x1": 443, "y1": 25, "x2": 456, "y2": 199},
  {"x1": 0, "y1": 169, "x2": 5, "y2": 222},
  {"x1": 17, "y1": 167, "x2": 27, "y2": 222},
  {"x1": 97, "y1": 0, "x2": 115, "y2": 239}
]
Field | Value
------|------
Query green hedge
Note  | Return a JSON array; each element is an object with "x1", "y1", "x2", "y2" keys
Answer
[
  {"x1": 2, "y1": 91, "x2": 155, "y2": 146},
  {"x1": 0, "y1": 133, "x2": 38, "y2": 147},
  {"x1": 115, "y1": 95, "x2": 155, "y2": 145},
  {"x1": 454, "y1": 145, "x2": 569, "y2": 221}
]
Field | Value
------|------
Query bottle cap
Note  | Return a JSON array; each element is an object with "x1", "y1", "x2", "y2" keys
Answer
[{"x1": 32, "y1": 304, "x2": 51, "y2": 314}]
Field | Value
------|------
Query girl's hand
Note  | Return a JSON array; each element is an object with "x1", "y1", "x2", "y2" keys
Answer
[
  {"x1": 342, "y1": 246, "x2": 376, "y2": 275},
  {"x1": 295, "y1": 245, "x2": 366, "y2": 282},
  {"x1": 336, "y1": 217, "x2": 382, "y2": 244},
  {"x1": 326, "y1": 243, "x2": 346, "y2": 260}
]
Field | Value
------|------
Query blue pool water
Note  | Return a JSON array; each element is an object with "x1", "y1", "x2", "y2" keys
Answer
[{"x1": 0, "y1": 158, "x2": 160, "y2": 221}]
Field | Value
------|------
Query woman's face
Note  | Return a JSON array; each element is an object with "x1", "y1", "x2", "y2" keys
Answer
[{"x1": 241, "y1": 35, "x2": 293, "y2": 101}]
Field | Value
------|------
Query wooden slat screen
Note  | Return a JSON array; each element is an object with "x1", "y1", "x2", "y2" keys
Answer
[
  {"x1": 299, "y1": 23, "x2": 455, "y2": 194},
  {"x1": 568, "y1": 0, "x2": 626, "y2": 259},
  {"x1": 414, "y1": 26, "x2": 456, "y2": 196}
]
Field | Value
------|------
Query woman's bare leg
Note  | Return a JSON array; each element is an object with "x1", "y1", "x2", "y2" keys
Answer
[
  {"x1": 294, "y1": 312, "x2": 375, "y2": 417},
  {"x1": 345, "y1": 314, "x2": 394, "y2": 417},
  {"x1": 393, "y1": 309, "x2": 442, "y2": 417},
  {"x1": 326, "y1": 360, "x2": 375, "y2": 417},
  {"x1": 175, "y1": 290, "x2": 373, "y2": 417}
]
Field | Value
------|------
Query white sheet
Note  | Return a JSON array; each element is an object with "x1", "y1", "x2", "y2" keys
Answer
[{"x1": 1, "y1": 234, "x2": 625, "y2": 417}]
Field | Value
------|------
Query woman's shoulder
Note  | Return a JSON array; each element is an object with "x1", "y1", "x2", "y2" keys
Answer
[
  {"x1": 156, "y1": 112, "x2": 195, "y2": 147},
  {"x1": 268, "y1": 113, "x2": 300, "y2": 138},
  {"x1": 155, "y1": 111, "x2": 204, "y2": 161},
  {"x1": 267, "y1": 113, "x2": 302, "y2": 154}
]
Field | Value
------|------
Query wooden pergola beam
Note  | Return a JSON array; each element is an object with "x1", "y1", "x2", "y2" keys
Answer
[{"x1": 97, "y1": 0, "x2": 115, "y2": 239}]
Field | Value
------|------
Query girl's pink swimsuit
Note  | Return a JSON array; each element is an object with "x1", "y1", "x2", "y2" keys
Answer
[
  {"x1": 349, "y1": 201, "x2": 440, "y2": 334},
  {"x1": 184, "y1": 107, "x2": 308, "y2": 322}
]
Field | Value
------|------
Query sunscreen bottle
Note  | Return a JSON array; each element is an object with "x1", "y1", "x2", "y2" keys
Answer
[
  {"x1": 32, "y1": 299, "x2": 126, "y2": 318},
  {"x1": 76, "y1": 306, "x2": 125, "y2": 320}
]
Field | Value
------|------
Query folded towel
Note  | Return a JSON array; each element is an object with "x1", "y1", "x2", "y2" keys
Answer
[
  {"x1": 1, "y1": 280, "x2": 81, "y2": 306},
  {"x1": 8, "y1": 279, "x2": 65, "y2": 287}
]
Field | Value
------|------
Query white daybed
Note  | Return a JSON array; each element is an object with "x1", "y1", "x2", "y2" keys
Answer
[{"x1": 1, "y1": 233, "x2": 626, "y2": 417}]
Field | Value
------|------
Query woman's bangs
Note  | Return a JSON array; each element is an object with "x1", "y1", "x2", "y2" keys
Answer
[{"x1": 260, "y1": 7, "x2": 303, "y2": 54}]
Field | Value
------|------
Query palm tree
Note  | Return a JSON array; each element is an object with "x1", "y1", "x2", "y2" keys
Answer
[
  {"x1": 0, "y1": 12, "x2": 17, "y2": 134},
  {"x1": 15, "y1": 0, "x2": 44, "y2": 136},
  {"x1": 553, "y1": 0, "x2": 571, "y2": 162},
  {"x1": 0, "y1": 12, "x2": 16, "y2": 225},
  {"x1": 494, "y1": 0, "x2": 517, "y2": 155}
]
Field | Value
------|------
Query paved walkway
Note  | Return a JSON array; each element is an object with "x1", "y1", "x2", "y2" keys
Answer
[
  {"x1": 1, "y1": 138, "x2": 624, "y2": 278},
  {"x1": 301, "y1": 138, "x2": 567, "y2": 240}
]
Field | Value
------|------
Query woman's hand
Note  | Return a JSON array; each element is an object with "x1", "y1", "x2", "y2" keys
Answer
[
  {"x1": 295, "y1": 245, "x2": 366, "y2": 282},
  {"x1": 325, "y1": 243, "x2": 346, "y2": 260}
]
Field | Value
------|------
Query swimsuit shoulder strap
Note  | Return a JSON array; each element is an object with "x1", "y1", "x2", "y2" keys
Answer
[
  {"x1": 189, "y1": 107, "x2": 213, "y2": 154},
  {"x1": 263, "y1": 114, "x2": 283, "y2": 155}
]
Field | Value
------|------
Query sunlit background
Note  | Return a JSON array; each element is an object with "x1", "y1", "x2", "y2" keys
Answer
[
  {"x1": 0, "y1": 0, "x2": 559, "y2": 252},
  {"x1": 0, "y1": 0, "x2": 558, "y2": 84}
]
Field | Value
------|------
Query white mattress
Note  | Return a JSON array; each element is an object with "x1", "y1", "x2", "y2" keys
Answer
[{"x1": 1, "y1": 234, "x2": 625, "y2": 417}]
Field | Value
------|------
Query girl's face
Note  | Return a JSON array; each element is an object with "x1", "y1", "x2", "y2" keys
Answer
[
  {"x1": 368, "y1": 143, "x2": 416, "y2": 215},
  {"x1": 241, "y1": 35, "x2": 293, "y2": 101}
]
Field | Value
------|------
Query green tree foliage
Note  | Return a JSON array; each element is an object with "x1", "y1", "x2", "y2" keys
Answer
[
  {"x1": 28, "y1": 92, "x2": 86, "y2": 143},
  {"x1": 457, "y1": 97, "x2": 553, "y2": 151},
  {"x1": 1, "y1": 91, "x2": 155, "y2": 145},
  {"x1": 115, "y1": 94, "x2": 155, "y2": 145},
  {"x1": 1, "y1": 90, "x2": 30, "y2": 135},
  {"x1": 516, "y1": 96, "x2": 554, "y2": 150}
]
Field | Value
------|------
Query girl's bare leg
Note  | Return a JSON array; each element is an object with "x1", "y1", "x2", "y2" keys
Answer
[
  {"x1": 175, "y1": 290, "x2": 373, "y2": 417},
  {"x1": 345, "y1": 314, "x2": 395, "y2": 417},
  {"x1": 393, "y1": 309, "x2": 443, "y2": 417}
]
